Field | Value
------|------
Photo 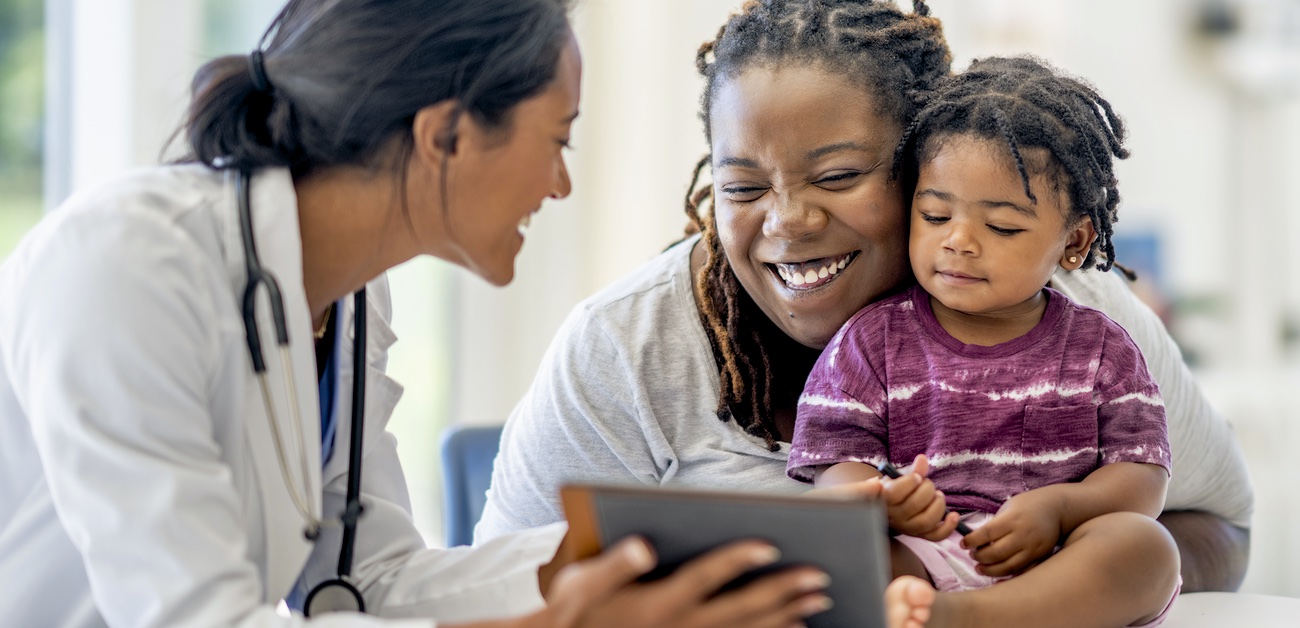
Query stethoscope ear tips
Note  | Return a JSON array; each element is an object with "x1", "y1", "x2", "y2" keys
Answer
[{"x1": 304, "y1": 524, "x2": 321, "y2": 541}]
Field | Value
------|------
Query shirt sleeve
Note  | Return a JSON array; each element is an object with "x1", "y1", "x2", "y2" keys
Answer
[
  {"x1": 786, "y1": 320, "x2": 889, "y2": 483},
  {"x1": 1052, "y1": 268, "x2": 1253, "y2": 527},
  {"x1": 1093, "y1": 321, "x2": 1172, "y2": 472},
  {"x1": 474, "y1": 303, "x2": 672, "y2": 543}
]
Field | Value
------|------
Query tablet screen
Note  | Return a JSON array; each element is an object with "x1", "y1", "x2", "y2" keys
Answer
[{"x1": 562, "y1": 484, "x2": 889, "y2": 628}]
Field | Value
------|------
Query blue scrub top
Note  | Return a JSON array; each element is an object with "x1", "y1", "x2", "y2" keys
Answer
[{"x1": 318, "y1": 300, "x2": 341, "y2": 464}]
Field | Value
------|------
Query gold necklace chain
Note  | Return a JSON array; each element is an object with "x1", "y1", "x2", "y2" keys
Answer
[{"x1": 314, "y1": 303, "x2": 334, "y2": 340}]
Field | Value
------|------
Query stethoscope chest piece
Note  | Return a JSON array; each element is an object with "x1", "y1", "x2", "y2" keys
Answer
[{"x1": 305, "y1": 578, "x2": 366, "y2": 616}]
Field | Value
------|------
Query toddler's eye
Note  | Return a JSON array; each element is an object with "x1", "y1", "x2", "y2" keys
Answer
[
  {"x1": 988, "y1": 225, "x2": 1024, "y2": 236},
  {"x1": 919, "y1": 213, "x2": 948, "y2": 224}
]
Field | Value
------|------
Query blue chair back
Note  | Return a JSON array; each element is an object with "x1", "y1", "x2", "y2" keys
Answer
[{"x1": 439, "y1": 423, "x2": 504, "y2": 547}]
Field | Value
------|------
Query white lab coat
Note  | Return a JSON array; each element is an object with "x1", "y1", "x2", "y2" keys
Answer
[{"x1": 0, "y1": 165, "x2": 563, "y2": 627}]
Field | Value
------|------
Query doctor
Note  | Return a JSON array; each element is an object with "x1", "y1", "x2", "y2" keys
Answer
[{"x1": 0, "y1": 0, "x2": 840, "y2": 626}]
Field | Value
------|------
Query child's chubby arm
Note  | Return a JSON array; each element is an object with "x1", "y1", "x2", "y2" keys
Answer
[
  {"x1": 963, "y1": 461, "x2": 1169, "y2": 577},
  {"x1": 815, "y1": 454, "x2": 962, "y2": 542}
]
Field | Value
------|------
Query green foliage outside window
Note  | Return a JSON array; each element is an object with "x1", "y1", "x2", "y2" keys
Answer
[{"x1": 0, "y1": 0, "x2": 43, "y2": 257}]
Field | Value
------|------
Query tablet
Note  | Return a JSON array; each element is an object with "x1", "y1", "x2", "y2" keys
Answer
[{"x1": 561, "y1": 483, "x2": 890, "y2": 628}]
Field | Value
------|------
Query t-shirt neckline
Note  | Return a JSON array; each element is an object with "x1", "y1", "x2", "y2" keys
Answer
[{"x1": 911, "y1": 284, "x2": 1066, "y2": 359}]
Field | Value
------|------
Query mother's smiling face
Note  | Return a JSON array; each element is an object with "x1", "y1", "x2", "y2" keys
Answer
[{"x1": 709, "y1": 65, "x2": 911, "y2": 349}]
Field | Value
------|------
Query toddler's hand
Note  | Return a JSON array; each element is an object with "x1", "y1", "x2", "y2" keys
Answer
[
  {"x1": 882, "y1": 454, "x2": 961, "y2": 542},
  {"x1": 961, "y1": 487, "x2": 1063, "y2": 577}
]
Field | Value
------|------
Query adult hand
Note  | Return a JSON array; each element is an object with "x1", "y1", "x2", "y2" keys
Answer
[
  {"x1": 531, "y1": 537, "x2": 832, "y2": 628},
  {"x1": 963, "y1": 486, "x2": 1063, "y2": 577},
  {"x1": 881, "y1": 455, "x2": 961, "y2": 542}
]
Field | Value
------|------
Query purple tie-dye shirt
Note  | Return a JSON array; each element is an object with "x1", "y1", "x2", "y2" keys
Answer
[{"x1": 788, "y1": 285, "x2": 1170, "y2": 515}]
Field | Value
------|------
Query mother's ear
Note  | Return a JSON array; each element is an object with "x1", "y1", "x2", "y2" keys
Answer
[
  {"x1": 1060, "y1": 218, "x2": 1098, "y2": 270},
  {"x1": 412, "y1": 100, "x2": 464, "y2": 166}
]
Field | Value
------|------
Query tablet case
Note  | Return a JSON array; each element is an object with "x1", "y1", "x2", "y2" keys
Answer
[{"x1": 561, "y1": 483, "x2": 889, "y2": 628}]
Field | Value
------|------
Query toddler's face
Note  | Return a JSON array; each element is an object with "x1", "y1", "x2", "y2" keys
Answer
[{"x1": 909, "y1": 134, "x2": 1094, "y2": 319}]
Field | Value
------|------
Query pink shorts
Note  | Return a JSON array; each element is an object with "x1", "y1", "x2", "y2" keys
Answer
[{"x1": 894, "y1": 512, "x2": 1181, "y2": 627}]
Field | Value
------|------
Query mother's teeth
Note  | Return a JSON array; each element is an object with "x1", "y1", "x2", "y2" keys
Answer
[{"x1": 774, "y1": 253, "x2": 855, "y2": 288}]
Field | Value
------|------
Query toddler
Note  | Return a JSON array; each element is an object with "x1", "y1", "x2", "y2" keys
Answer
[{"x1": 787, "y1": 56, "x2": 1180, "y2": 628}]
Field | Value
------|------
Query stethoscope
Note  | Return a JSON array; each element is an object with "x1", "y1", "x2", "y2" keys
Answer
[{"x1": 236, "y1": 168, "x2": 369, "y2": 616}]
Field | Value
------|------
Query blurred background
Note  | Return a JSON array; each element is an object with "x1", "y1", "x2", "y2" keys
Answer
[{"x1": 1, "y1": 0, "x2": 1296, "y2": 596}]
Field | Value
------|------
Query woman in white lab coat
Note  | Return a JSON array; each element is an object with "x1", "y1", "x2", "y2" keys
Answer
[{"x1": 0, "y1": 0, "x2": 840, "y2": 626}]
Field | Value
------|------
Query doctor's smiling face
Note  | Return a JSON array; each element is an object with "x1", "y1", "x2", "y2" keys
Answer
[
  {"x1": 418, "y1": 32, "x2": 581, "y2": 287},
  {"x1": 709, "y1": 65, "x2": 910, "y2": 349}
]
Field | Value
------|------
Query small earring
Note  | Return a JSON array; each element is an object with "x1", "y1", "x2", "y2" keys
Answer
[{"x1": 1068, "y1": 255, "x2": 1080, "y2": 265}]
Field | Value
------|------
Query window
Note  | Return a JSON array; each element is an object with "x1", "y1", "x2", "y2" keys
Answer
[{"x1": 0, "y1": 0, "x2": 43, "y2": 258}]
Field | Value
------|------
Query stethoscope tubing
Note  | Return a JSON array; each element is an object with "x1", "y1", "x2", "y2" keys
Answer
[
  {"x1": 338, "y1": 288, "x2": 367, "y2": 578},
  {"x1": 236, "y1": 168, "x2": 369, "y2": 613}
]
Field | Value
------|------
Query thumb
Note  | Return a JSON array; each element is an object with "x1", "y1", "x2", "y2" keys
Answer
[
  {"x1": 912, "y1": 453, "x2": 930, "y2": 478},
  {"x1": 547, "y1": 536, "x2": 657, "y2": 624}
]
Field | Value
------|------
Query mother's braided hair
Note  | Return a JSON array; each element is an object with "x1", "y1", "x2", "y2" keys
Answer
[
  {"x1": 892, "y1": 56, "x2": 1130, "y2": 272},
  {"x1": 684, "y1": 0, "x2": 951, "y2": 449}
]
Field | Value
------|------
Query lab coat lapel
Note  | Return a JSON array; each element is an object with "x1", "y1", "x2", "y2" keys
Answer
[{"x1": 220, "y1": 169, "x2": 322, "y2": 600}]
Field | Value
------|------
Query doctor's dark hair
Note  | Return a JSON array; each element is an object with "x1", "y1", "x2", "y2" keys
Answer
[
  {"x1": 182, "y1": 0, "x2": 573, "y2": 176},
  {"x1": 893, "y1": 56, "x2": 1129, "y2": 272},
  {"x1": 683, "y1": 0, "x2": 951, "y2": 450}
]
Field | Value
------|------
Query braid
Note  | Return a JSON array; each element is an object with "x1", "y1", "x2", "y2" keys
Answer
[
  {"x1": 687, "y1": 0, "x2": 952, "y2": 446},
  {"x1": 899, "y1": 55, "x2": 1129, "y2": 271},
  {"x1": 991, "y1": 107, "x2": 1037, "y2": 205}
]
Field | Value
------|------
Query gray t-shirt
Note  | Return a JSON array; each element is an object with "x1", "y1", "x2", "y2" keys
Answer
[{"x1": 475, "y1": 237, "x2": 1253, "y2": 543}]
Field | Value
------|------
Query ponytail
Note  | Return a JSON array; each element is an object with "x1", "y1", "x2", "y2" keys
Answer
[
  {"x1": 185, "y1": 54, "x2": 304, "y2": 171},
  {"x1": 180, "y1": 0, "x2": 573, "y2": 176}
]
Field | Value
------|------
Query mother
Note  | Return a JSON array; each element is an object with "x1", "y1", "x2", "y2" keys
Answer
[{"x1": 477, "y1": 0, "x2": 1253, "y2": 592}]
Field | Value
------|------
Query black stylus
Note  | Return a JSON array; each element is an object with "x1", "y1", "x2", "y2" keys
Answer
[{"x1": 876, "y1": 460, "x2": 972, "y2": 536}]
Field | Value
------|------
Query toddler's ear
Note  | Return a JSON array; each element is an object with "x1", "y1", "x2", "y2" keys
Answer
[{"x1": 1060, "y1": 218, "x2": 1097, "y2": 270}]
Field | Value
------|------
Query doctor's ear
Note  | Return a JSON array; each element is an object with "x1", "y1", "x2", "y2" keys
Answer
[{"x1": 412, "y1": 101, "x2": 463, "y2": 163}]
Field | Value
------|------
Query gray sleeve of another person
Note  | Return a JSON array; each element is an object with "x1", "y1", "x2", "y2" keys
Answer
[
  {"x1": 474, "y1": 300, "x2": 673, "y2": 544},
  {"x1": 1051, "y1": 268, "x2": 1253, "y2": 528}
]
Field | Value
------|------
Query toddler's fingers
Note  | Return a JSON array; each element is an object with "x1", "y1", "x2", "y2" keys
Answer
[
  {"x1": 911, "y1": 454, "x2": 930, "y2": 478},
  {"x1": 961, "y1": 515, "x2": 1010, "y2": 550},
  {"x1": 898, "y1": 491, "x2": 947, "y2": 534},
  {"x1": 976, "y1": 548, "x2": 1035, "y2": 578},
  {"x1": 893, "y1": 478, "x2": 939, "y2": 518},
  {"x1": 881, "y1": 474, "x2": 922, "y2": 506},
  {"x1": 918, "y1": 511, "x2": 961, "y2": 543},
  {"x1": 969, "y1": 532, "x2": 1024, "y2": 565}
]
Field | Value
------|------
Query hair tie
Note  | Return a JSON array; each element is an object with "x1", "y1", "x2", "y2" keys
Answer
[{"x1": 248, "y1": 50, "x2": 272, "y2": 93}]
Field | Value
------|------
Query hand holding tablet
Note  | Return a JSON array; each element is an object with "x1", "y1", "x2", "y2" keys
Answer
[{"x1": 561, "y1": 483, "x2": 892, "y2": 628}]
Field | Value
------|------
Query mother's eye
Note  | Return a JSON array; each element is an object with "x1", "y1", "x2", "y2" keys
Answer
[
  {"x1": 814, "y1": 171, "x2": 862, "y2": 190},
  {"x1": 720, "y1": 185, "x2": 768, "y2": 202}
]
